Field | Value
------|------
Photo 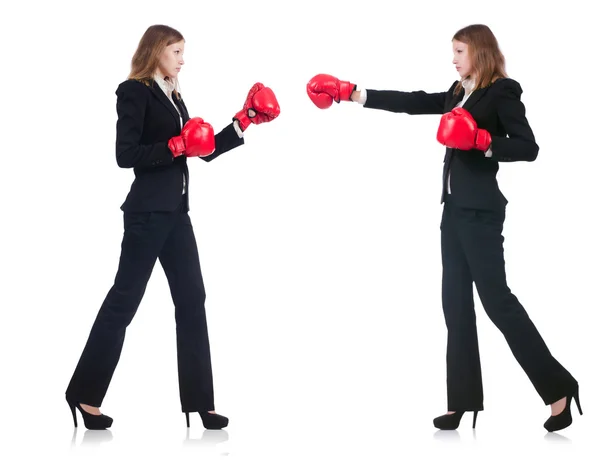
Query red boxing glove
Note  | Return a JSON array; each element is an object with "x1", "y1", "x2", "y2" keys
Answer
[
  {"x1": 168, "y1": 117, "x2": 215, "y2": 158},
  {"x1": 306, "y1": 73, "x2": 356, "y2": 109},
  {"x1": 436, "y1": 107, "x2": 491, "y2": 151},
  {"x1": 233, "y1": 83, "x2": 280, "y2": 131}
]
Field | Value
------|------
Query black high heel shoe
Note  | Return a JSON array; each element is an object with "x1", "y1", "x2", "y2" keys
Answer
[
  {"x1": 185, "y1": 411, "x2": 229, "y2": 429},
  {"x1": 66, "y1": 396, "x2": 113, "y2": 430},
  {"x1": 433, "y1": 410, "x2": 479, "y2": 430},
  {"x1": 544, "y1": 386, "x2": 583, "y2": 432}
]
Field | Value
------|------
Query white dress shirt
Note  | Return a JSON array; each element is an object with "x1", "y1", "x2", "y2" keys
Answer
[
  {"x1": 355, "y1": 79, "x2": 493, "y2": 195},
  {"x1": 154, "y1": 73, "x2": 183, "y2": 126}
]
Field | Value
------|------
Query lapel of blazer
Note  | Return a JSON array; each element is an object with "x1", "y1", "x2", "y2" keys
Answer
[
  {"x1": 148, "y1": 80, "x2": 182, "y2": 131},
  {"x1": 445, "y1": 81, "x2": 490, "y2": 113},
  {"x1": 173, "y1": 97, "x2": 190, "y2": 126},
  {"x1": 460, "y1": 85, "x2": 491, "y2": 113}
]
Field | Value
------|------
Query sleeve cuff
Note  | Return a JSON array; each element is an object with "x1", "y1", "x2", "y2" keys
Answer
[
  {"x1": 233, "y1": 120, "x2": 244, "y2": 138},
  {"x1": 356, "y1": 87, "x2": 367, "y2": 105}
]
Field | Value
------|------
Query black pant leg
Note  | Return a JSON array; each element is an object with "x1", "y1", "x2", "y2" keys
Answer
[
  {"x1": 66, "y1": 212, "x2": 173, "y2": 406},
  {"x1": 158, "y1": 210, "x2": 215, "y2": 413},
  {"x1": 441, "y1": 203, "x2": 484, "y2": 411},
  {"x1": 454, "y1": 206, "x2": 577, "y2": 404}
]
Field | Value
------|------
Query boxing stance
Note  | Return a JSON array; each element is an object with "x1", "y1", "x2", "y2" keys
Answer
[
  {"x1": 65, "y1": 24, "x2": 280, "y2": 431},
  {"x1": 306, "y1": 24, "x2": 581, "y2": 433}
]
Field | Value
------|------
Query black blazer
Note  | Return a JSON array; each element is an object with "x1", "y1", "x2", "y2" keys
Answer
[
  {"x1": 363, "y1": 78, "x2": 539, "y2": 210},
  {"x1": 115, "y1": 79, "x2": 244, "y2": 212}
]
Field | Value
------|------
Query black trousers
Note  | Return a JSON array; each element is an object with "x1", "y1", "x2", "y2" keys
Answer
[
  {"x1": 440, "y1": 195, "x2": 577, "y2": 410},
  {"x1": 66, "y1": 200, "x2": 215, "y2": 413}
]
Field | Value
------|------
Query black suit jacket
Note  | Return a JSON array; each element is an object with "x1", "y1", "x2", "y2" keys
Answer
[
  {"x1": 115, "y1": 79, "x2": 244, "y2": 212},
  {"x1": 363, "y1": 78, "x2": 539, "y2": 210}
]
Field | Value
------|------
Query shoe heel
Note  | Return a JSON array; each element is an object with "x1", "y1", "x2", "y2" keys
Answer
[
  {"x1": 472, "y1": 410, "x2": 478, "y2": 429},
  {"x1": 67, "y1": 399, "x2": 78, "y2": 427},
  {"x1": 185, "y1": 412, "x2": 190, "y2": 428},
  {"x1": 574, "y1": 389, "x2": 583, "y2": 415}
]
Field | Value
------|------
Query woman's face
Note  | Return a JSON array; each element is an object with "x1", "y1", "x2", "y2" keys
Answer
[
  {"x1": 452, "y1": 40, "x2": 472, "y2": 79},
  {"x1": 158, "y1": 40, "x2": 185, "y2": 80}
]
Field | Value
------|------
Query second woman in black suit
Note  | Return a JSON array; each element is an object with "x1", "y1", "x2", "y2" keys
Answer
[
  {"x1": 306, "y1": 24, "x2": 581, "y2": 432},
  {"x1": 65, "y1": 24, "x2": 280, "y2": 430}
]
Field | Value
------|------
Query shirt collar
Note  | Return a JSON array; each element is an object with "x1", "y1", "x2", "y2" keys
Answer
[
  {"x1": 461, "y1": 77, "x2": 476, "y2": 94},
  {"x1": 154, "y1": 73, "x2": 176, "y2": 96}
]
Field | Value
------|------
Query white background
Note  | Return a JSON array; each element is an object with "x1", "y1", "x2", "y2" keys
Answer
[{"x1": 1, "y1": 0, "x2": 598, "y2": 461}]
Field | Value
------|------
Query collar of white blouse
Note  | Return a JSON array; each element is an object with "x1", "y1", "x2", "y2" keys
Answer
[{"x1": 154, "y1": 73, "x2": 177, "y2": 97}]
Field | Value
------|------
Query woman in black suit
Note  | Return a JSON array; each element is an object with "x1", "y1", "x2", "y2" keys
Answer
[
  {"x1": 65, "y1": 24, "x2": 280, "y2": 430},
  {"x1": 306, "y1": 24, "x2": 581, "y2": 432}
]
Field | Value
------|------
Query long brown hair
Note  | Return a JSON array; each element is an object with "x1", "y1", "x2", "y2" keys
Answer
[
  {"x1": 128, "y1": 25, "x2": 184, "y2": 99},
  {"x1": 452, "y1": 24, "x2": 507, "y2": 95}
]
